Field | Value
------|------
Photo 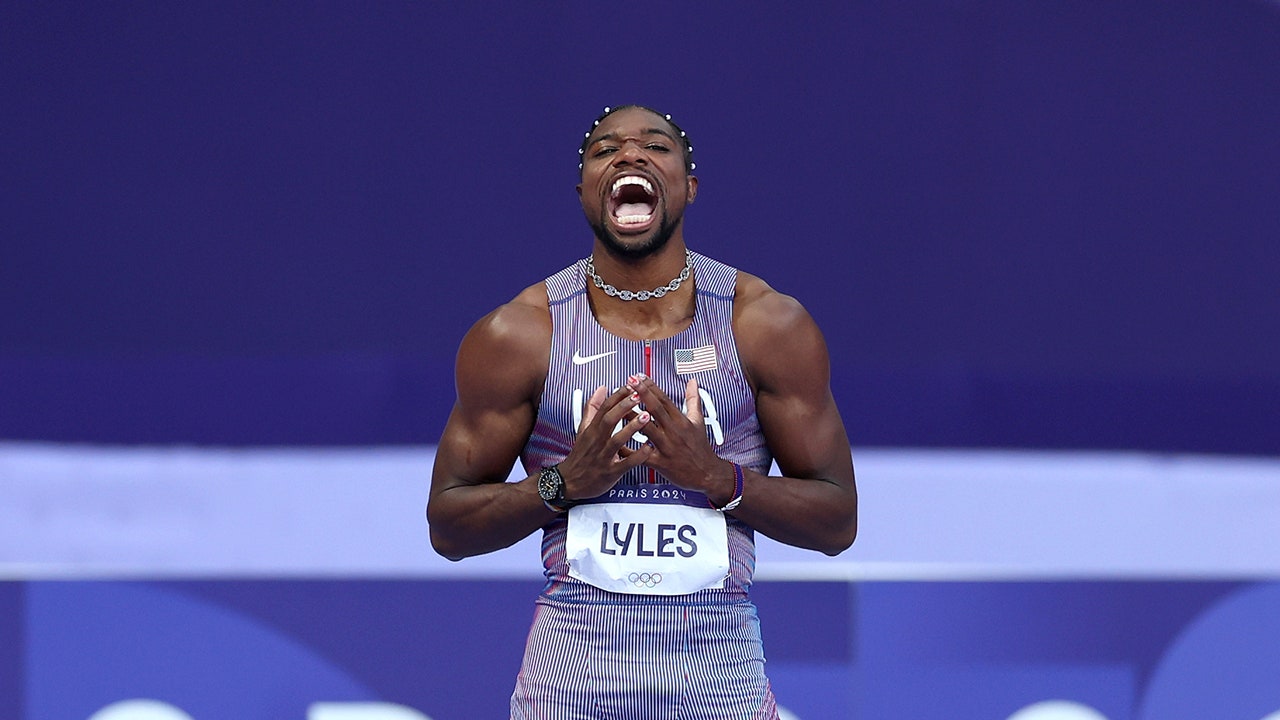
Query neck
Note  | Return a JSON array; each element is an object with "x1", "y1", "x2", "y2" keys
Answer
[
  {"x1": 584, "y1": 241, "x2": 696, "y2": 340},
  {"x1": 590, "y1": 238, "x2": 689, "y2": 288}
]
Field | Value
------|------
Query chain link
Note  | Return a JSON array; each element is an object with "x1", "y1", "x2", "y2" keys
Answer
[{"x1": 584, "y1": 251, "x2": 693, "y2": 301}]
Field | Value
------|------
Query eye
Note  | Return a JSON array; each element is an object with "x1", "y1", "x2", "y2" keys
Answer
[
  {"x1": 592, "y1": 146, "x2": 618, "y2": 158},
  {"x1": 646, "y1": 143, "x2": 671, "y2": 152}
]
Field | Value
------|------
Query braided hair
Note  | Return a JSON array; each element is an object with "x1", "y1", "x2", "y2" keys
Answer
[{"x1": 578, "y1": 105, "x2": 696, "y2": 177}]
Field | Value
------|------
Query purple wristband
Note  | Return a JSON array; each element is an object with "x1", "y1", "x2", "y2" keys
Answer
[{"x1": 709, "y1": 462, "x2": 744, "y2": 512}]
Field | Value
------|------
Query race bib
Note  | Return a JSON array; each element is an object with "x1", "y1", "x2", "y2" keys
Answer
[{"x1": 565, "y1": 489, "x2": 730, "y2": 596}]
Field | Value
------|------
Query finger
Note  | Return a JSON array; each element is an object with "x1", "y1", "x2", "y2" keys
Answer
[
  {"x1": 578, "y1": 386, "x2": 609, "y2": 431},
  {"x1": 683, "y1": 378, "x2": 702, "y2": 424},
  {"x1": 623, "y1": 443, "x2": 654, "y2": 468},
  {"x1": 602, "y1": 427, "x2": 654, "y2": 474},
  {"x1": 586, "y1": 385, "x2": 641, "y2": 431},
  {"x1": 605, "y1": 409, "x2": 651, "y2": 454},
  {"x1": 615, "y1": 444, "x2": 645, "y2": 465},
  {"x1": 627, "y1": 374, "x2": 681, "y2": 423}
]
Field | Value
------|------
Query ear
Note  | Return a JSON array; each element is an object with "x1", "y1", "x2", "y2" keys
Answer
[
  {"x1": 686, "y1": 175, "x2": 698, "y2": 204},
  {"x1": 576, "y1": 182, "x2": 583, "y2": 199}
]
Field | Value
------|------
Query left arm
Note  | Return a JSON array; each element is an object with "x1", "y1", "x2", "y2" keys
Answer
[{"x1": 628, "y1": 274, "x2": 857, "y2": 555}]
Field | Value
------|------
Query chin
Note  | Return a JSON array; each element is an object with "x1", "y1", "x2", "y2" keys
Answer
[{"x1": 590, "y1": 216, "x2": 677, "y2": 260}]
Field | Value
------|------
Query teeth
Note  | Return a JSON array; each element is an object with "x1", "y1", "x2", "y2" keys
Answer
[
  {"x1": 611, "y1": 176, "x2": 654, "y2": 195},
  {"x1": 616, "y1": 213, "x2": 653, "y2": 225}
]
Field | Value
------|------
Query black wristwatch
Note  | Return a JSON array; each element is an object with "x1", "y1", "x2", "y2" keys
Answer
[{"x1": 537, "y1": 464, "x2": 574, "y2": 512}]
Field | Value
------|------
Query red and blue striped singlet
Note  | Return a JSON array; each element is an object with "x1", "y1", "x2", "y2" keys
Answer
[
  {"x1": 510, "y1": 251, "x2": 781, "y2": 720},
  {"x1": 521, "y1": 251, "x2": 772, "y2": 602}
]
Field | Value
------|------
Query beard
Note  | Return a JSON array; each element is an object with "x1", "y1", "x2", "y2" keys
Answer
[{"x1": 587, "y1": 206, "x2": 682, "y2": 261}]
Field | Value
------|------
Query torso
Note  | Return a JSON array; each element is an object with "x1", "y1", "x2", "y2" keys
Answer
[{"x1": 521, "y1": 251, "x2": 772, "y2": 601}]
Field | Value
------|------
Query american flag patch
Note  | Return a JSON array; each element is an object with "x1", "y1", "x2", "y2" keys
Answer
[{"x1": 674, "y1": 345, "x2": 718, "y2": 375}]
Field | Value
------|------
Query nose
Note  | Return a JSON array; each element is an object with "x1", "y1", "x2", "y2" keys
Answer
[{"x1": 614, "y1": 140, "x2": 647, "y2": 165}]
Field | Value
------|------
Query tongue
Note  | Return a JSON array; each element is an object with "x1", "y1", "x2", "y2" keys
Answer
[{"x1": 615, "y1": 202, "x2": 653, "y2": 217}]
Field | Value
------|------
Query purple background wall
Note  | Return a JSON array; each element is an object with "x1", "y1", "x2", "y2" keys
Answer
[
  {"x1": 5, "y1": 6, "x2": 1279, "y2": 718},
  {"x1": 3, "y1": 1, "x2": 1278, "y2": 454}
]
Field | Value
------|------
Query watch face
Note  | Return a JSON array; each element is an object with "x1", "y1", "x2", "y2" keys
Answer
[{"x1": 538, "y1": 467, "x2": 562, "y2": 501}]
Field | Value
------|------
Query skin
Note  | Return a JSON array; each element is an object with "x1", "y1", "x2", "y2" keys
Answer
[{"x1": 428, "y1": 107, "x2": 857, "y2": 562}]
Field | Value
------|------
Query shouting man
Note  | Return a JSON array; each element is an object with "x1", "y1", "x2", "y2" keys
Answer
[{"x1": 428, "y1": 105, "x2": 857, "y2": 719}]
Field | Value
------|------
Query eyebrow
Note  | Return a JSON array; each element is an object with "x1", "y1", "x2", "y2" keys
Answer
[{"x1": 590, "y1": 127, "x2": 678, "y2": 146}]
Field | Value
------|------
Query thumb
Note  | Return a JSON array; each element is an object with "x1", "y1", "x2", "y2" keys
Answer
[
  {"x1": 580, "y1": 385, "x2": 608, "y2": 431},
  {"x1": 683, "y1": 378, "x2": 702, "y2": 424}
]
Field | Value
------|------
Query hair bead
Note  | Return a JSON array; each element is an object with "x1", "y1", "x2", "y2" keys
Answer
[{"x1": 577, "y1": 104, "x2": 696, "y2": 176}]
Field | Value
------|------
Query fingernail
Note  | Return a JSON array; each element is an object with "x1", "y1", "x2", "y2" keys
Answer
[{"x1": 638, "y1": 411, "x2": 650, "y2": 423}]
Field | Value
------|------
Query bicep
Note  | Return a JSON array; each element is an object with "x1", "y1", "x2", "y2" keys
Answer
[
  {"x1": 743, "y1": 298, "x2": 853, "y2": 484},
  {"x1": 756, "y1": 384, "x2": 852, "y2": 484},
  {"x1": 431, "y1": 400, "x2": 535, "y2": 494},
  {"x1": 429, "y1": 302, "x2": 547, "y2": 496}
]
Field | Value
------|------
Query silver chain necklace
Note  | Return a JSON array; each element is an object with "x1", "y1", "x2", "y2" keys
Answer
[{"x1": 584, "y1": 250, "x2": 693, "y2": 301}]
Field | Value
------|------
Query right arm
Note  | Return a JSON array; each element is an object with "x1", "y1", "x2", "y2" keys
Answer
[
  {"x1": 427, "y1": 285, "x2": 651, "y2": 561},
  {"x1": 427, "y1": 287, "x2": 553, "y2": 561}
]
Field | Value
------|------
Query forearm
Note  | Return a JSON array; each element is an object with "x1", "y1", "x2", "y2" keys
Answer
[
  {"x1": 725, "y1": 466, "x2": 858, "y2": 556},
  {"x1": 427, "y1": 475, "x2": 556, "y2": 561}
]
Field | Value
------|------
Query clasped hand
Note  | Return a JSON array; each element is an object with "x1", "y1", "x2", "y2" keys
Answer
[{"x1": 555, "y1": 374, "x2": 727, "y2": 502}]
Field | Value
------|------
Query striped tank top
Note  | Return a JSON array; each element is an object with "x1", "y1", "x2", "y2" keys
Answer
[{"x1": 521, "y1": 251, "x2": 772, "y2": 602}]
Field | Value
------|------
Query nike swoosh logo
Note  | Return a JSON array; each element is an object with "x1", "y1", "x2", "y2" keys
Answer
[{"x1": 572, "y1": 350, "x2": 618, "y2": 365}]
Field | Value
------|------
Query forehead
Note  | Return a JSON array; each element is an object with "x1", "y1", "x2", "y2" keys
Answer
[{"x1": 586, "y1": 108, "x2": 677, "y2": 146}]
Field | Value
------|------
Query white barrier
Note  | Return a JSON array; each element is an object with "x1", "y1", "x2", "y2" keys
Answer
[{"x1": 2, "y1": 441, "x2": 1278, "y2": 580}]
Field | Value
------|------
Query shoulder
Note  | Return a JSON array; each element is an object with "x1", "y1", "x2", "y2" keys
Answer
[
  {"x1": 467, "y1": 282, "x2": 551, "y2": 348},
  {"x1": 733, "y1": 271, "x2": 821, "y2": 349},
  {"x1": 456, "y1": 282, "x2": 552, "y2": 403},
  {"x1": 732, "y1": 271, "x2": 830, "y2": 392}
]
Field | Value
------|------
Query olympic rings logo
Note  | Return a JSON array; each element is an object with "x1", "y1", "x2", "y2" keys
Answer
[{"x1": 628, "y1": 572, "x2": 663, "y2": 588}]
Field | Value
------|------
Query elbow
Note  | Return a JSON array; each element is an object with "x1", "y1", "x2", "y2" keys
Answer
[
  {"x1": 820, "y1": 505, "x2": 858, "y2": 557},
  {"x1": 429, "y1": 527, "x2": 469, "y2": 563},
  {"x1": 822, "y1": 525, "x2": 857, "y2": 556},
  {"x1": 426, "y1": 504, "x2": 469, "y2": 562}
]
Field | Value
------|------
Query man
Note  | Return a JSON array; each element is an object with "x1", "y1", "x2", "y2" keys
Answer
[{"x1": 428, "y1": 105, "x2": 857, "y2": 719}]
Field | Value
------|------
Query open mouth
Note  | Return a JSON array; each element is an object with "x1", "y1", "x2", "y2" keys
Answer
[{"x1": 609, "y1": 175, "x2": 658, "y2": 227}]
